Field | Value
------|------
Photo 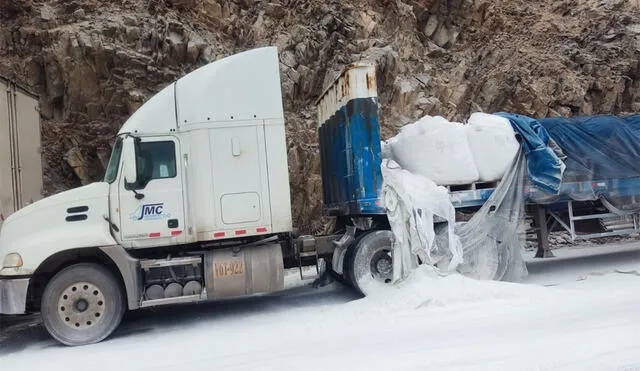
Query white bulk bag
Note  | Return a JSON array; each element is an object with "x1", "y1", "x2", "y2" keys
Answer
[
  {"x1": 465, "y1": 112, "x2": 520, "y2": 182},
  {"x1": 390, "y1": 115, "x2": 479, "y2": 185}
]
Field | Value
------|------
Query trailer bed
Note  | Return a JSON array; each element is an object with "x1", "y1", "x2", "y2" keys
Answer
[{"x1": 450, "y1": 176, "x2": 640, "y2": 209}]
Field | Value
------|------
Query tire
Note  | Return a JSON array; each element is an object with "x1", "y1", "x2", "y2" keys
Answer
[
  {"x1": 41, "y1": 263, "x2": 125, "y2": 346},
  {"x1": 339, "y1": 231, "x2": 369, "y2": 288},
  {"x1": 348, "y1": 230, "x2": 394, "y2": 296},
  {"x1": 464, "y1": 242, "x2": 507, "y2": 281}
]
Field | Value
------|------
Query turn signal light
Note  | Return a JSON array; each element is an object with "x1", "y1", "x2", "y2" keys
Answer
[{"x1": 2, "y1": 253, "x2": 23, "y2": 268}]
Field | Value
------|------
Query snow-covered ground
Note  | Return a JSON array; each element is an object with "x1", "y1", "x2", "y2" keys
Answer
[{"x1": 2, "y1": 242, "x2": 640, "y2": 371}]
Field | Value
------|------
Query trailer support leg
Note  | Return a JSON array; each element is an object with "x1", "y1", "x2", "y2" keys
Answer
[{"x1": 533, "y1": 205, "x2": 554, "y2": 258}]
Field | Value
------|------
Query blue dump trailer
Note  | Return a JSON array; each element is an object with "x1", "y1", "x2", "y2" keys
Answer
[
  {"x1": 316, "y1": 64, "x2": 640, "y2": 262},
  {"x1": 317, "y1": 64, "x2": 383, "y2": 217}
]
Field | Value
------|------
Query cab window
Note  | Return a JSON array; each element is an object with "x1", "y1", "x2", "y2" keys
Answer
[
  {"x1": 104, "y1": 138, "x2": 123, "y2": 184},
  {"x1": 135, "y1": 141, "x2": 177, "y2": 188}
]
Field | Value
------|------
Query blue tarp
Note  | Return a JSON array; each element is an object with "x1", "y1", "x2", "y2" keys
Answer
[
  {"x1": 538, "y1": 115, "x2": 640, "y2": 182},
  {"x1": 495, "y1": 112, "x2": 564, "y2": 194},
  {"x1": 495, "y1": 113, "x2": 640, "y2": 196}
]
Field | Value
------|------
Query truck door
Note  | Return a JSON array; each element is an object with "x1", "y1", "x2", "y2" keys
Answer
[{"x1": 118, "y1": 136, "x2": 186, "y2": 247}]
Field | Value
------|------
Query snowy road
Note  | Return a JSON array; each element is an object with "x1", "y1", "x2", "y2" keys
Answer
[{"x1": 1, "y1": 242, "x2": 640, "y2": 371}]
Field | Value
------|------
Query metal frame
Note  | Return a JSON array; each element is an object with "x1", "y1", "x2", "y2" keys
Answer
[
  {"x1": 548, "y1": 200, "x2": 640, "y2": 241},
  {"x1": 531, "y1": 205, "x2": 553, "y2": 258},
  {"x1": 298, "y1": 245, "x2": 319, "y2": 280},
  {"x1": 140, "y1": 293, "x2": 205, "y2": 308},
  {"x1": 140, "y1": 256, "x2": 201, "y2": 269}
]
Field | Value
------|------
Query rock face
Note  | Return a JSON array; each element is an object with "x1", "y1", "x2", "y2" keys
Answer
[{"x1": 1, "y1": 0, "x2": 640, "y2": 233}]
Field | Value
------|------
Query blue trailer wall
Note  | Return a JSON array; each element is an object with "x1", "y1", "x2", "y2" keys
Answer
[{"x1": 318, "y1": 97, "x2": 384, "y2": 216}]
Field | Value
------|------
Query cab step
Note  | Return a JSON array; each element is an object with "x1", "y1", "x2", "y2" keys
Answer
[{"x1": 297, "y1": 235, "x2": 320, "y2": 280}]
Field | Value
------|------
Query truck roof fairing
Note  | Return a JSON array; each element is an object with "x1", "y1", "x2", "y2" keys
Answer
[{"x1": 118, "y1": 46, "x2": 284, "y2": 136}]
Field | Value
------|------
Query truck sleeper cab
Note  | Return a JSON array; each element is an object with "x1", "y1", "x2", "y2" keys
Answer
[{"x1": 0, "y1": 47, "x2": 394, "y2": 346}]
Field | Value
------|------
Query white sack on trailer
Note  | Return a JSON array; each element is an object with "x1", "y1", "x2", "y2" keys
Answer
[
  {"x1": 389, "y1": 115, "x2": 480, "y2": 185},
  {"x1": 465, "y1": 112, "x2": 520, "y2": 182}
]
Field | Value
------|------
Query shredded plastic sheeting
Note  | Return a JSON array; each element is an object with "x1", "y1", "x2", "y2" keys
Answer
[
  {"x1": 381, "y1": 113, "x2": 528, "y2": 282},
  {"x1": 381, "y1": 159, "x2": 462, "y2": 281},
  {"x1": 444, "y1": 149, "x2": 528, "y2": 281},
  {"x1": 389, "y1": 116, "x2": 479, "y2": 185},
  {"x1": 382, "y1": 148, "x2": 528, "y2": 282},
  {"x1": 466, "y1": 112, "x2": 520, "y2": 182}
]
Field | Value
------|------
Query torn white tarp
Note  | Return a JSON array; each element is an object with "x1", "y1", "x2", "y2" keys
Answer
[
  {"x1": 381, "y1": 159, "x2": 463, "y2": 282},
  {"x1": 381, "y1": 113, "x2": 529, "y2": 283},
  {"x1": 380, "y1": 138, "x2": 396, "y2": 160},
  {"x1": 440, "y1": 149, "x2": 529, "y2": 281}
]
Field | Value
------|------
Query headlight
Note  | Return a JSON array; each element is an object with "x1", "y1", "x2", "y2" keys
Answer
[{"x1": 2, "y1": 253, "x2": 23, "y2": 268}]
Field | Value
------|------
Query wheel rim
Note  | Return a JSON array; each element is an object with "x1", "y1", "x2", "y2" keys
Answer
[
  {"x1": 369, "y1": 248, "x2": 393, "y2": 284},
  {"x1": 57, "y1": 282, "x2": 106, "y2": 330}
]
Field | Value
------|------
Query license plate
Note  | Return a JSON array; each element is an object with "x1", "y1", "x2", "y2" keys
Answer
[{"x1": 214, "y1": 260, "x2": 244, "y2": 278}]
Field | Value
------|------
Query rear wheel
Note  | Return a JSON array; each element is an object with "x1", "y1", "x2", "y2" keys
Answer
[
  {"x1": 347, "y1": 230, "x2": 394, "y2": 296},
  {"x1": 41, "y1": 263, "x2": 125, "y2": 346}
]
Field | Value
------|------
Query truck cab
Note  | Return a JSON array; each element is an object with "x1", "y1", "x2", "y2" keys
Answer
[
  {"x1": 0, "y1": 47, "x2": 294, "y2": 344},
  {"x1": 0, "y1": 46, "x2": 394, "y2": 346}
]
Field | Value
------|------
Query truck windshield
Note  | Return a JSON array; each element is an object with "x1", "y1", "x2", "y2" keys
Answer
[{"x1": 104, "y1": 137, "x2": 123, "y2": 184}]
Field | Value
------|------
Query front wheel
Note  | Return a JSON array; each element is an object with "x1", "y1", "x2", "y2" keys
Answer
[
  {"x1": 347, "y1": 230, "x2": 394, "y2": 296},
  {"x1": 41, "y1": 263, "x2": 125, "y2": 346}
]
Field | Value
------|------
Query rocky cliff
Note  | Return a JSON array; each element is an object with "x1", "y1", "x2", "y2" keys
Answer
[{"x1": 1, "y1": 0, "x2": 639, "y2": 232}]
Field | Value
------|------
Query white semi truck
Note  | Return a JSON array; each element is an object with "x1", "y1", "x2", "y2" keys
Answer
[{"x1": 0, "y1": 47, "x2": 393, "y2": 346}]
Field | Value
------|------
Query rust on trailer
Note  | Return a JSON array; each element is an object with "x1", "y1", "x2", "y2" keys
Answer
[
  {"x1": 316, "y1": 63, "x2": 377, "y2": 128},
  {"x1": 366, "y1": 72, "x2": 376, "y2": 91},
  {"x1": 314, "y1": 62, "x2": 376, "y2": 106},
  {"x1": 342, "y1": 73, "x2": 350, "y2": 100}
]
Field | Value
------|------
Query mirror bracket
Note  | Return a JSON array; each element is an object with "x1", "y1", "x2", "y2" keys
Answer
[{"x1": 122, "y1": 134, "x2": 143, "y2": 197}]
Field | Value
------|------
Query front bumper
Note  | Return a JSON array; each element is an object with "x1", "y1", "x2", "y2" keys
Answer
[{"x1": 0, "y1": 277, "x2": 30, "y2": 314}]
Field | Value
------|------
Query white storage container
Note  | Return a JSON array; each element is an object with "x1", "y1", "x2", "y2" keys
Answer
[{"x1": 0, "y1": 78, "x2": 43, "y2": 219}]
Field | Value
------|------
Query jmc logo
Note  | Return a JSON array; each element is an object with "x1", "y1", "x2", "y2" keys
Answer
[{"x1": 130, "y1": 203, "x2": 170, "y2": 221}]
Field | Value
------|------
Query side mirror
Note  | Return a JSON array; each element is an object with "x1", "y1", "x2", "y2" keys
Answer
[{"x1": 122, "y1": 136, "x2": 138, "y2": 187}]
